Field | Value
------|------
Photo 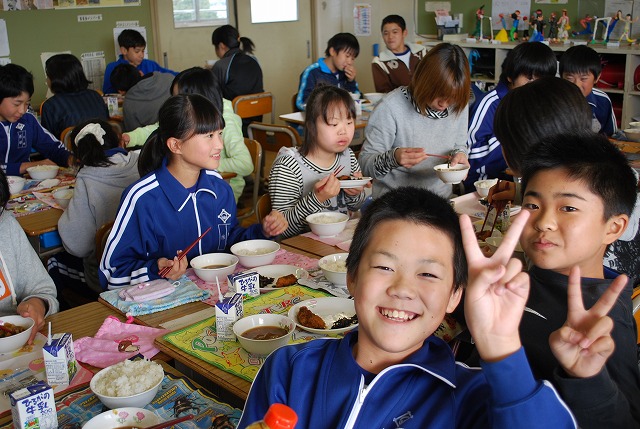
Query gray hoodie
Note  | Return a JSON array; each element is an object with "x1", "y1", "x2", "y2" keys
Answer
[
  {"x1": 58, "y1": 151, "x2": 140, "y2": 292},
  {"x1": 122, "y1": 72, "x2": 174, "y2": 132}
]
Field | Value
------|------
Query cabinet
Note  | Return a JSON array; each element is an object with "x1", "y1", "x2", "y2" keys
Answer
[{"x1": 423, "y1": 41, "x2": 640, "y2": 130}]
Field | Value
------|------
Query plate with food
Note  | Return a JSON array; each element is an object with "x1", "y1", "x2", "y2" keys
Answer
[
  {"x1": 250, "y1": 265, "x2": 309, "y2": 291},
  {"x1": 287, "y1": 297, "x2": 358, "y2": 335},
  {"x1": 338, "y1": 176, "x2": 372, "y2": 188}
]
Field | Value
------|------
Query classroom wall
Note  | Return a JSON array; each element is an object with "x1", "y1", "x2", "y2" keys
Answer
[{"x1": 0, "y1": 1, "x2": 154, "y2": 106}]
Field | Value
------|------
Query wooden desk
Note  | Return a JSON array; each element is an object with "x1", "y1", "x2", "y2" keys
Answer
[
  {"x1": 282, "y1": 235, "x2": 343, "y2": 258},
  {"x1": 220, "y1": 171, "x2": 237, "y2": 181},
  {"x1": 16, "y1": 208, "x2": 62, "y2": 237},
  {"x1": 99, "y1": 297, "x2": 212, "y2": 329},
  {"x1": 280, "y1": 111, "x2": 369, "y2": 130}
]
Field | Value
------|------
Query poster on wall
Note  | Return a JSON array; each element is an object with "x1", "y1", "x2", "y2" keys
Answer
[
  {"x1": 0, "y1": 19, "x2": 9, "y2": 57},
  {"x1": 492, "y1": 0, "x2": 532, "y2": 30},
  {"x1": 535, "y1": 1, "x2": 568, "y2": 4},
  {"x1": 353, "y1": 3, "x2": 371, "y2": 36},
  {"x1": 2, "y1": 0, "x2": 53, "y2": 10},
  {"x1": 53, "y1": 0, "x2": 140, "y2": 8}
]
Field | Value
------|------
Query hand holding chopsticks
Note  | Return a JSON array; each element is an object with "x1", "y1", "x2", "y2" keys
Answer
[
  {"x1": 316, "y1": 165, "x2": 345, "y2": 196},
  {"x1": 158, "y1": 227, "x2": 212, "y2": 278}
]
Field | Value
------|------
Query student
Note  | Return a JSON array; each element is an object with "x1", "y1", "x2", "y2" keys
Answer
[
  {"x1": 0, "y1": 169, "x2": 59, "y2": 343},
  {"x1": 0, "y1": 64, "x2": 71, "y2": 175},
  {"x1": 359, "y1": 42, "x2": 469, "y2": 200},
  {"x1": 99, "y1": 95, "x2": 287, "y2": 289},
  {"x1": 211, "y1": 25, "x2": 263, "y2": 135},
  {"x1": 40, "y1": 53, "x2": 109, "y2": 139},
  {"x1": 48, "y1": 119, "x2": 139, "y2": 305},
  {"x1": 269, "y1": 85, "x2": 366, "y2": 238},
  {"x1": 102, "y1": 29, "x2": 177, "y2": 95},
  {"x1": 110, "y1": 63, "x2": 174, "y2": 132},
  {"x1": 559, "y1": 45, "x2": 617, "y2": 136},
  {"x1": 121, "y1": 67, "x2": 252, "y2": 203},
  {"x1": 296, "y1": 33, "x2": 360, "y2": 111},
  {"x1": 518, "y1": 133, "x2": 640, "y2": 428},
  {"x1": 238, "y1": 186, "x2": 578, "y2": 428},
  {"x1": 371, "y1": 14, "x2": 426, "y2": 93},
  {"x1": 465, "y1": 42, "x2": 557, "y2": 190}
]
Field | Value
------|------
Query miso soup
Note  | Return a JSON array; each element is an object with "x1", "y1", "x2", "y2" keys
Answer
[
  {"x1": 202, "y1": 264, "x2": 228, "y2": 269},
  {"x1": 242, "y1": 326, "x2": 289, "y2": 340}
]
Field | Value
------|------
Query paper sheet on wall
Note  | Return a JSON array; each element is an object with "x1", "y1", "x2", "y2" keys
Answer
[
  {"x1": 492, "y1": 0, "x2": 531, "y2": 30},
  {"x1": 112, "y1": 26, "x2": 148, "y2": 60},
  {"x1": 0, "y1": 20, "x2": 9, "y2": 57},
  {"x1": 353, "y1": 3, "x2": 371, "y2": 36},
  {"x1": 80, "y1": 51, "x2": 105, "y2": 92}
]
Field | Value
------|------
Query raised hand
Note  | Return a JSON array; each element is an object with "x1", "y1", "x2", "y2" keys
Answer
[
  {"x1": 460, "y1": 211, "x2": 530, "y2": 362},
  {"x1": 549, "y1": 266, "x2": 626, "y2": 378},
  {"x1": 262, "y1": 210, "x2": 288, "y2": 237}
]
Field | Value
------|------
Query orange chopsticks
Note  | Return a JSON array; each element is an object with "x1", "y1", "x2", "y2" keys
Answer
[{"x1": 158, "y1": 227, "x2": 212, "y2": 278}]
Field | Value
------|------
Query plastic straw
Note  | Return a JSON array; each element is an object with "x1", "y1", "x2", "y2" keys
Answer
[
  {"x1": 47, "y1": 322, "x2": 51, "y2": 345},
  {"x1": 215, "y1": 277, "x2": 222, "y2": 300}
]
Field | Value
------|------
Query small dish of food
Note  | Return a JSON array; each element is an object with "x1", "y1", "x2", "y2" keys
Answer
[
  {"x1": 190, "y1": 253, "x2": 239, "y2": 283},
  {"x1": 90, "y1": 359, "x2": 164, "y2": 409},
  {"x1": 230, "y1": 239, "x2": 280, "y2": 268},
  {"x1": 233, "y1": 313, "x2": 295, "y2": 355},
  {"x1": 306, "y1": 212, "x2": 349, "y2": 237},
  {"x1": 337, "y1": 176, "x2": 372, "y2": 189},
  {"x1": 26, "y1": 165, "x2": 59, "y2": 180},
  {"x1": 0, "y1": 315, "x2": 34, "y2": 354},
  {"x1": 287, "y1": 297, "x2": 358, "y2": 335},
  {"x1": 318, "y1": 253, "x2": 348, "y2": 285},
  {"x1": 434, "y1": 163, "x2": 469, "y2": 185},
  {"x1": 249, "y1": 265, "x2": 309, "y2": 291},
  {"x1": 474, "y1": 179, "x2": 498, "y2": 198}
]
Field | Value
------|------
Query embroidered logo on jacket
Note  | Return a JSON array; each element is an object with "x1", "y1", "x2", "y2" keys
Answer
[
  {"x1": 218, "y1": 209, "x2": 231, "y2": 223},
  {"x1": 392, "y1": 410, "x2": 413, "y2": 427}
]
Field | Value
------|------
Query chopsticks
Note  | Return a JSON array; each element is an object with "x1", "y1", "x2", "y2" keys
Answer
[
  {"x1": 158, "y1": 227, "x2": 212, "y2": 278},
  {"x1": 142, "y1": 414, "x2": 195, "y2": 429},
  {"x1": 478, "y1": 179, "x2": 501, "y2": 239},
  {"x1": 317, "y1": 165, "x2": 346, "y2": 193},
  {"x1": 425, "y1": 153, "x2": 451, "y2": 160}
]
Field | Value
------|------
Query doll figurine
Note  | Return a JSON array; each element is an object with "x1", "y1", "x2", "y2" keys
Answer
[
  {"x1": 573, "y1": 14, "x2": 594, "y2": 36},
  {"x1": 620, "y1": 13, "x2": 638, "y2": 43},
  {"x1": 605, "y1": 10, "x2": 623, "y2": 42},
  {"x1": 558, "y1": 9, "x2": 570, "y2": 42},
  {"x1": 473, "y1": 5, "x2": 485, "y2": 38},
  {"x1": 510, "y1": 10, "x2": 521, "y2": 41},
  {"x1": 530, "y1": 9, "x2": 546, "y2": 42},
  {"x1": 548, "y1": 12, "x2": 559, "y2": 41},
  {"x1": 495, "y1": 13, "x2": 509, "y2": 42}
]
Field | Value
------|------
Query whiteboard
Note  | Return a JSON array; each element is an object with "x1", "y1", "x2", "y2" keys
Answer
[{"x1": 491, "y1": 0, "x2": 531, "y2": 31}]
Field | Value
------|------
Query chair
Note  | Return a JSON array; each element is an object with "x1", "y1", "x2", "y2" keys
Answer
[
  {"x1": 238, "y1": 138, "x2": 263, "y2": 220},
  {"x1": 633, "y1": 286, "x2": 640, "y2": 344},
  {"x1": 95, "y1": 221, "x2": 115, "y2": 262},
  {"x1": 60, "y1": 126, "x2": 75, "y2": 151},
  {"x1": 256, "y1": 193, "x2": 272, "y2": 224},
  {"x1": 247, "y1": 122, "x2": 302, "y2": 152},
  {"x1": 232, "y1": 92, "x2": 275, "y2": 124},
  {"x1": 291, "y1": 93, "x2": 299, "y2": 112}
]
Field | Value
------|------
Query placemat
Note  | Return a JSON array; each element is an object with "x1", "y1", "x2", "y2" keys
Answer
[
  {"x1": 162, "y1": 285, "x2": 334, "y2": 382},
  {"x1": 301, "y1": 218, "x2": 358, "y2": 250}
]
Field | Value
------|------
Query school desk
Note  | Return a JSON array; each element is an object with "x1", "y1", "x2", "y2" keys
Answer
[
  {"x1": 279, "y1": 111, "x2": 369, "y2": 130},
  {"x1": 281, "y1": 234, "x2": 345, "y2": 258}
]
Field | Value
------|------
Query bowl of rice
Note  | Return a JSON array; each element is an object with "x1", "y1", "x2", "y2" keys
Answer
[
  {"x1": 306, "y1": 212, "x2": 349, "y2": 238},
  {"x1": 474, "y1": 179, "x2": 498, "y2": 198},
  {"x1": 230, "y1": 239, "x2": 280, "y2": 268},
  {"x1": 434, "y1": 163, "x2": 469, "y2": 185},
  {"x1": 318, "y1": 253, "x2": 349, "y2": 285},
  {"x1": 26, "y1": 165, "x2": 59, "y2": 180},
  {"x1": 90, "y1": 359, "x2": 164, "y2": 409}
]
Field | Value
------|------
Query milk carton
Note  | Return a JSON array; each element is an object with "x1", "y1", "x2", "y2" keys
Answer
[
  {"x1": 43, "y1": 333, "x2": 77, "y2": 385},
  {"x1": 215, "y1": 293, "x2": 244, "y2": 341},
  {"x1": 10, "y1": 381, "x2": 57, "y2": 429},
  {"x1": 228, "y1": 271, "x2": 259, "y2": 297}
]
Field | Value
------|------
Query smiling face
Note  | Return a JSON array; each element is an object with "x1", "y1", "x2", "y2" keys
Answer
[
  {"x1": 313, "y1": 103, "x2": 355, "y2": 156},
  {"x1": 0, "y1": 92, "x2": 30, "y2": 123},
  {"x1": 121, "y1": 46, "x2": 145, "y2": 67},
  {"x1": 562, "y1": 72, "x2": 598, "y2": 98},
  {"x1": 347, "y1": 219, "x2": 461, "y2": 372},
  {"x1": 169, "y1": 130, "x2": 225, "y2": 179},
  {"x1": 382, "y1": 23, "x2": 408, "y2": 54},
  {"x1": 521, "y1": 168, "x2": 625, "y2": 278}
]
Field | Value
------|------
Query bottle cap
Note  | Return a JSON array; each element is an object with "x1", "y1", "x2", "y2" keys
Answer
[{"x1": 264, "y1": 403, "x2": 298, "y2": 429}]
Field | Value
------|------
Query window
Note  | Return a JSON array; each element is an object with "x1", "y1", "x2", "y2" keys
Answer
[
  {"x1": 173, "y1": 0, "x2": 229, "y2": 28},
  {"x1": 250, "y1": 0, "x2": 297, "y2": 24}
]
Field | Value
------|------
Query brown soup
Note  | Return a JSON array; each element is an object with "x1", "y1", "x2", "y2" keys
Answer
[
  {"x1": 201, "y1": 264, "x2": 228, "y2": 269},
  {"x1": 243, "y1": 326, "x2": 289, "y2": 340}
]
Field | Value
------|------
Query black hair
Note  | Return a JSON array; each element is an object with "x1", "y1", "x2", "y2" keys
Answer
[
  {"x1": 302, "y1": 84, "x2": 355, "y2": 157},
  {"x1": 325, "y1": 33, "x2": 360, "y2": 58},
  {"x1": 494, "y1": 77, "x2": 591, "y2": 175},
  {"x1": 239, "y1": 37, "x2": 256, "y2": 55},
  {"x1": 499, "y1": 42, "x2": 557, "y2": 86},
  {"x1": 45, "y1": 54, "x2": 91, "y2": 94},
  {"x1": 521, "y1": 132, "x2": 637, "y2": 220},
  {"x1": 171, "y1": 67, "x2": 223, "y2": 113},
  {"x1": 118, "y1": 29, "x2": 146, "y2": 49},
  {"x1": 0, "y1": 64, "x2": 34, "y2": 102},
  {"x1": 110, "y1": 63, "x2": 141, "y2": 92},
  {"x1": 69, "y1": 119, "x2": 119, "y2": 168},
  {"x1": 559, "y1": 45, "x2": 602, "y2": 79},
  {"x1": 212, "y1": 25, "x2": 240, "y2": 49},
  {"x1": 138, "y1": 94, "x2": 225, "y2": 177},
  {"x1": 346, "y1": 186, "x2": 467, "y2": 291},
  {"x1": 0, "y1": 169, "x2": 9, "y2": 209},
  {"x1": 381, "y1": 14, "x2": 406, "y2": 32}
]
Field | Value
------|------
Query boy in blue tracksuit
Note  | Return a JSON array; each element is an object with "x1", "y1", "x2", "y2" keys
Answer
[
  {"x1": 238, "y1": 187, "x2": 578, "y2": 429},
  {"x1": 296, "y1": 33, "x2": 360, "y2": 111},
  {"x1": 102, "y1": 29, "x2": 177, "y2": 95},
  {"x1": 0, "y1": 64, "x2": 71, "y2": 176},
  {"x1": 560, "y1": 45, "x2": 617, "y2": 136}
]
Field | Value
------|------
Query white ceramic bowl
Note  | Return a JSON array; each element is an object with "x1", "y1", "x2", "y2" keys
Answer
[
  {"x1": 0, "y1": 315, "x2": 34, "y2": 354},
  {"x1": 349, "y1": 92, "x2": 361, "y2": 100},
  {"x1": 306, "y1": 212, "x2": 349, "y2": 237},
  {"x1": 233, "y1": 313, "x2": 295, "y2": 356},
  {"x1": 190, "y1": 253, "x2": 239, "y2": 283},
  {"x1": 7, "y1": 176, "x2": 25, "y2": 195},
  {"x1": 318, "y1": 253, "x2": 349, "y2": 285},
  {"x1": 53, "y1": 188, "x2": 74, "y2": 209},
  {"x1": 364, "y1": 92, "x2": 384, "y2": 104},
  {"x1": 485, "y1": 236, "x2": 524, "y2": 254},
  {"x1": 26, "y1": 165, "x2": 59, "y2": 180},
  {"x1": 90, "y1": 361, "x2": 163, "y2": 409},
  {"x1": 434, "y1": 163, "x2": 470, "y2": 184},
  {"x1": 625, "y1": 128, "x2": 640, "y2": 142},
  {"x1": 629, "y1": 121, "x2": 640, "y2": 128},
  {"x1": 474, "y1": 179, "x2": 498, "y2": 198},
  {"x1": 82, "y1": 407, "x2": 160, "y2": 429},
  {"x1": 230, "y1": 239, "x2": 280, "y2": 268}
]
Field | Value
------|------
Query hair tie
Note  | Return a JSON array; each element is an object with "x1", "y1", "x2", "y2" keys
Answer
[{"x1": 74, "y1": 123, "x2": 106, "y2": 146}]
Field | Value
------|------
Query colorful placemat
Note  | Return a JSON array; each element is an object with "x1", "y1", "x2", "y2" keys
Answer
[{"x1": 162, "y1": 285, "x2": 334, "y2": 382}]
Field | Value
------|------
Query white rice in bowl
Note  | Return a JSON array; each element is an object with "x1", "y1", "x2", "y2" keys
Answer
[
  {"x1": 320, "y1": 259, "x2": 347, "y2": 273},
  {"x1": 234, "y1": 248, "x2": 274, "y2": 256},
  {"x1": 93, "y1": 359, "x2": 163, "y2": 397},
  {"x1": 311, "y1": 214, "x2": 345, "y2": 224},
  {"x1": 28, "y1": 165, "x2": 58, "y2": 171}
]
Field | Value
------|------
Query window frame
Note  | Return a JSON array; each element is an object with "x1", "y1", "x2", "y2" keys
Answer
[{"x1": 172, "y1": 0, "x2": 230, "y2": 29}]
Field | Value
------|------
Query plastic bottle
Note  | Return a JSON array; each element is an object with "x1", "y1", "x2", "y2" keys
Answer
[{"x1": 246, "y1": 403, "x2": 298, "y2": 429}]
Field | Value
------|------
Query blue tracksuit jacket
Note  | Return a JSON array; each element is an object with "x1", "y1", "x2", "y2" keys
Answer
[
  {"x1": 296, "y1": 58, "x2": 359, "y2": 111},
  {"x1": 587, "y1": 89, "x2": 617, "y2": 136},
  {"x1": 238, "y1": 331, "x2": 576, "y2": 429},
  {"x1": 99, "y1": 159, "x2": 266, "y2": 289},
  {"x1": 102, "y1": 56, "x2": 177, "y2": 95}
]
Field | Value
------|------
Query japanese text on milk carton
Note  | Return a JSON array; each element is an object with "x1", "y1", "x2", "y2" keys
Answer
[
  {"x1": 43, "y1": 333, "x2": 77, "y2": 385},
  {"x1": 216, "y1": 293, "x2": 243, "y2": 341},
  {"x1": 228, "y1": 271, "x2": 259, "y2": 297},
  {"x1": 10, "y1": 381, "x2": 57, "y2": 429}
]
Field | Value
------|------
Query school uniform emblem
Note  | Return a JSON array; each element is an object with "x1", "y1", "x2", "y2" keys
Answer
[{"x1": 218, "y1": 209, "x2": 231, "y2": 223}]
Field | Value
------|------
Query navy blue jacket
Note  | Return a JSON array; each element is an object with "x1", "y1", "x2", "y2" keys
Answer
[
  {"x1": 296, "y1": 58, "x2": 359, "y2": 111},
  {"x1": 587, "y1": 88, "x2": 617, "y2": 136}
]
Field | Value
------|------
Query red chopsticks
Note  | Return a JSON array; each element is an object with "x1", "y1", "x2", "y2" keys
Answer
[
  {"x1": 158, "y1": 227, "x2": 212, "y2": 278},
  {"x1": 144, "y1": 414, "x2": 195, "y2": 429},
  {"x1": 333, "y1": 165, "x2": 345, "y2": 177},
  {"x1": 425, "y1": 153, "x2": 451, "y2": 160}
]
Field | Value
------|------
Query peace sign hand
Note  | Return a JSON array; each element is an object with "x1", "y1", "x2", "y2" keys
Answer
[{"x1": 549, "y1": 266, "x2": 626, "y2": 378}]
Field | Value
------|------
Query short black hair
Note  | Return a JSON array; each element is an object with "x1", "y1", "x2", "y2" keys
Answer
[
  {"x1": 118, "y1": 29, "x2": 146, "y2": 49},
  {"x1": 0, "y1": 64, "x2": 34, "y2": 102},
  {"x1": 521, "y1": 132, "x2": 637, "y2": 220},
  {"x1": 346, "y1": 187, "x2": 467, "y2": 291},
  {"x1": 500, "y1": 42, "x2": 557, "y2": 85},
  {"x1": 171, "y1": 67, "x2": 223, "y2": 113},
  {"x1": 325, "y1": 33, "x2": 360, "y2": 58},
  {"x1": 559, "y1": 45, "x2": 602, "y2": 79},
  {"x1": 0, "y1": 169, "x2": 9, "y2": 209},
  {"x1": 70, "y1": 119, "x2": 120, "y2": 168},
  {"x1": 212, "y1": 25, "x2": 240, "y2": 49},
  {"x1": 381, "y1": 14, "x2": 406, "y2": 32},
  {"x1": 110, "y1": 63, "x2": 141, "y2": 92},
  {"x1": 45, "y1": 54, "x2": 91, "y2": 94}
]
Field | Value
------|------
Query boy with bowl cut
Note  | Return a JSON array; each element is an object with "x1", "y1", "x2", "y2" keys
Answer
[
  {"x1": 238, "y1": 186, "x2": 577, "y2": 428},
  {"x1": 519, "y1": 132, "x2": 640, "y2": 428}
]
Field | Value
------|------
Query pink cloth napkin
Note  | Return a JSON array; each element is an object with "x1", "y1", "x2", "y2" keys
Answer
[{"x1": 301, "y1": 218, "x2": 358, "y2": 249}]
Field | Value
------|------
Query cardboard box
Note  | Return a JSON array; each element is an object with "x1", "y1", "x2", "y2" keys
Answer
[
  {"x1": 43, "y1": 333, "x2": 77, "y2": 385},
  {"x1": 215, "y1": 293, "x2": 243, "y2": 341},
  {"x1": 10, "y1": 381, "x2": 57, "y2": 429}
]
